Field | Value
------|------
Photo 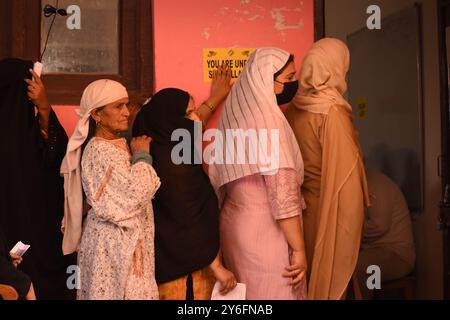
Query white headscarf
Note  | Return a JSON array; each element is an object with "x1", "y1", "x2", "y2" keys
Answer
[
  {"x1": 208, "y1": 47, "x2": 304, "y2": 205},
  {"x1": 292, "y1": 38, "x2": 352, "y2": 114},
  {"x1": 60, "y1": 79, "x2": 128, "y2": 255}
]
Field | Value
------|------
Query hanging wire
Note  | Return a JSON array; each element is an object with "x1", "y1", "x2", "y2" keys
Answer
[{"x1": 40, "y1": 0, "x2": 60, "y2": 62}]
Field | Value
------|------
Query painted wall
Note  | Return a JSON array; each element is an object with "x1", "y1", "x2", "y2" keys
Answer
[
  {"x1": 54, "y1": 0, "x2": 315, "y2": 136},
  {"x1": 325, "y1": 0, "x2": 443, "y2": 299}
]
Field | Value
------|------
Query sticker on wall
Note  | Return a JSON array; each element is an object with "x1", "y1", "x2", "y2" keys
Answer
[
  {"x1": 357, "y1": 97, "x2": 368, "y2": 120},
  {"x1": 203, "y1": 48, "x2": 255, "y2": 82}
]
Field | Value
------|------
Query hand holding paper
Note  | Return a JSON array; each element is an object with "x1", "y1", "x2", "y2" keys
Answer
[
  {"x1": 211, "y1": 282, "x2": 246, "y2": 300},
  {"x1": 10, "y1": 241, "x2": 31, "y2": 257},
  {"x1": 33, "y1": 61, "x2": 43, "y2": 78}
]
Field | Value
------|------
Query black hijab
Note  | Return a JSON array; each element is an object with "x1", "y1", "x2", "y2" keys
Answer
[
  {"x1": 0, "y1": 58, "x2": 75, "y2": 299},
  {"x1": 133, "y1": 88, "x2": 219, "y2": 284}
]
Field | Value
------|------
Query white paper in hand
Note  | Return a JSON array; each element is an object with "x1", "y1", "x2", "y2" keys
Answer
[
  {"x1": 211, "y1": 282, "x2": 246, "y2": 300},
  {"x1": 10, "y1": 241, "x2": 31, "y2": 257},
  {"x1": 33, "y1": 62, "x2": 43, "y2": 79}
]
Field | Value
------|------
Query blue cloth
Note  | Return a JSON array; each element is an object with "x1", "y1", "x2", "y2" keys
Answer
[{"x1": 132, "y1": 150, "x2": 153, "y2": 165}]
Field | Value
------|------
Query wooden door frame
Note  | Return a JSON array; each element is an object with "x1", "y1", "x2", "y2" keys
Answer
[
  {"x1": 314, "y1": 0, "x2": 325, "y2": 41},
  {"x1": 0, "y1": 0, "x2": 153, "y2": 105},
  {"x1": 437, "y1": 0, "x2": 450, "y2": 300}
]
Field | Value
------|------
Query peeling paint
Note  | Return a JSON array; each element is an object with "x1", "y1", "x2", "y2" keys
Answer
[
  {"x1": 220, "y1": 4, "x2": 265, "y2": 19},
  {"x1": 233, "y1": 9, "x2": 250, "y2": 15},
  {"x1": 271, "y1": 7, "x2": 304, "y2": 31},
  {"x1": 248, "y1": 14, "x2": 263, "y2": 21},
  {"x1": 220, "y1": 7, "x2": 230, "y2": 15},
  {"x1": 202, "y1": 28, "x2": 211, "y2": 40},
  {"x1": 254, "y1": 5, "x2": 267, "y2": 12},
  {"x1": 210, "y1": 3, "x2": 306, "y2": 42}
]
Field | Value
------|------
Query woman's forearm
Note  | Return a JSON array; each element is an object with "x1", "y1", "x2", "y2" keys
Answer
[
  {"x1": 278, "y1": 215, "x2": 306, "y2": 253},
  {"x1": 195, "y1": 102, "x2": 215, "y2": 128},
  {"x1": 195, "y1": 93, "x2": 225, "y2": 128},
  {"x1": 209, "y1": 249, "x2": 223, "y2": 271},
  {"x1": 195, "y1": 65, "x2": 232, "y2": 127},
  {"x1": 37, "y1": 104, "x2": 52, "y2": 139}
]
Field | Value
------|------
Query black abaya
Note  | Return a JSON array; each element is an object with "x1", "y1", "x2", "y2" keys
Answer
[
  {"x1": 133, "y1": 88, "x2": 220, "y2": 285},
  {"x1": 0, "y1": 58, "x2": 76, "y2": 300}
]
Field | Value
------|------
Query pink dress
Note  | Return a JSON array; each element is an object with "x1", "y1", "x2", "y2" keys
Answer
[{"x1": 220, "y1": 169, "x2": 307, "y2": 300}]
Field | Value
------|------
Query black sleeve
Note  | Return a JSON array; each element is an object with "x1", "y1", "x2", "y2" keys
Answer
[
  {"x1": 37, "y1": 110, "x2": 69, "y2": 169},
  {"x1": 0, "y1": 255, "x2": 32, "y2": 300}
]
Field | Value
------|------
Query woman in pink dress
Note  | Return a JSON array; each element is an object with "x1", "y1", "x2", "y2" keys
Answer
[{"x1": 209, "y1": 48, "x2": 307, "y2": 300}]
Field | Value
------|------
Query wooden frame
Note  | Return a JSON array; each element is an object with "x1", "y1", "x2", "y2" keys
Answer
[
  {"x1": 0, "y1": 0, "x2": 153, "y2": 105},
  {"x1": 314, "y1": 0, "x2": 325, "y2": 41},
  {"x1": 437, "y1": 0, "x2": 450, "y2": 300}
]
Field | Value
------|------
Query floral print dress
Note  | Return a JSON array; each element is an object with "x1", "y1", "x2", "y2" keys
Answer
[{"x1": 77, "y1": 137, "x2": 160, "y2": 300}]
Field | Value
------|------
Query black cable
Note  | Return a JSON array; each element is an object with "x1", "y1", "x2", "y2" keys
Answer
[{"x1": 40, "y1": 0, "x2": 59, "y2": 62}]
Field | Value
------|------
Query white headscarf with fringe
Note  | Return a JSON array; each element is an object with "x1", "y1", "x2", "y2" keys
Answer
[{"x1": 60, "y1": 79, "x2": 128, "y2": 255}]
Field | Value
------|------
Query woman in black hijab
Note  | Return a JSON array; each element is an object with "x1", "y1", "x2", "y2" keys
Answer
[
  {"x1": 0, "y1": 58, "x2": 75, "y2": 300},
  {"x1": 133, "y1": 68, "x2": 236, "y2": 300}
]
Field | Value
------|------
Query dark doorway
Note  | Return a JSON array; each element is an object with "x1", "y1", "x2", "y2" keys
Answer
[{"x1": 438, "y1": 0, "x2": 450, "y2": 300}]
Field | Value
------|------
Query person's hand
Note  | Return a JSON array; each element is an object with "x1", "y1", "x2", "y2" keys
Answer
[
  {"x1": 208, "y1": 64, "x2": 232, "y2": 107},
  {"x1": 24, "y1": 69, "x2": 51, "y2": 112},
  {"x1": 210, "y1": 263, "x2": 237, "y2": 295},
  {"x1": 10, "y1": 253, "x2": 23, "y2": 269},
  {"x1": 283, "y1": 250, "x2": 307, "y2": 289},
  {"x1": 131, "y1": 135, "x2": 152, "y2": 155}
]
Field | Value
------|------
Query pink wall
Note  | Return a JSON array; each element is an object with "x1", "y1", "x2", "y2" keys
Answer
[
  {"x1": 55, "y1": 0, "x2": 315, "y2": 136},
  {"x1": 53, "y1": 106, "x2": 78, "y2": 135}
]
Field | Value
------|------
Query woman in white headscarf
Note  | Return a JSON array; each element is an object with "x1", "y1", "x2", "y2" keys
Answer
[
  {"x1": 209, "y1": 48, "x2": 307, "y2": 300},
  {"x1": 60, "y1": 79, "x2": 161, "y2": 300},
  {"x1": 285, "y1": 38, "x2": 370, "y2": 300}
]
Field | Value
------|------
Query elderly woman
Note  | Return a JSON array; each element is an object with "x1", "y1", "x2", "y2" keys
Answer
[
  {"x1": 285, "y1": 38, "x2": 371, "y2": 300},
  {"x1": 208, "y1": 48, "x2": 307, "y2": 300},
  {"x1": 132, "y1": 67, "x2": 237, "y2": 300},
  {"x1": 61, "y1": 80, "x2": 161, "y2": 300}
]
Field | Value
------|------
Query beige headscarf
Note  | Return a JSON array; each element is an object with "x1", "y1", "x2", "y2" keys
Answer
[
  {"x1": 293, "y1": 38, "x2": 352, "y2": 114},
  {"x1": 60, "y1": 79, "x2": 128, "y2": 255},
  {"x1": 287, "y1": 38, "x2": 371, "y2": 299}
]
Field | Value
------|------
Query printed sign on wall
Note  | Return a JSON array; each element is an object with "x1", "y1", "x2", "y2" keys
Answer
[
  {"x1": 203, "y1": 48, "x2": 255, "y2": 82},
  {"x1": 357, "y1": 97, "x2": 368, "y2": 120}
]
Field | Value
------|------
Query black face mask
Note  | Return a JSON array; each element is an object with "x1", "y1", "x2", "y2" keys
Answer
[{"x1": 275, "y1": 80, "x2": 299, "y2": 105}]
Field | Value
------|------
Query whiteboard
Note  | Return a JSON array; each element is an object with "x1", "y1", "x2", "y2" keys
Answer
[{"x1": 347, "y1": 5, "x2": 423, "y2": 212}]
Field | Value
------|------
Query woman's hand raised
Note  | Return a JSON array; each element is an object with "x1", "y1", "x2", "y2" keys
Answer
[{"x1": 208, "y1": 64, "x2": 232, "y2": 106}]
